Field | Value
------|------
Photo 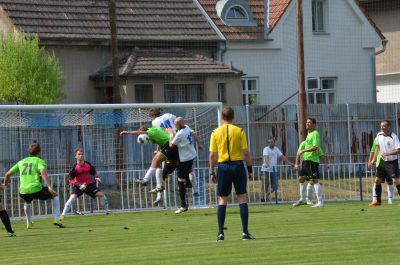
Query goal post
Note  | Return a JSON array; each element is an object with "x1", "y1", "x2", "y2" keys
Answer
[{"x1": 0, "y1": 102, "x2": 222, "y2": 216}]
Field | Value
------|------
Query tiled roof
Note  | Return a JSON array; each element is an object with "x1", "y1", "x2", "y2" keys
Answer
[
  {"x1": 90, "y1": 48, "x2": 243, "y2": 78},
  {"x1": 0, "y1": 0, "x2": 221, "y2": 42},
  {"x1": 355, "y1": 0, "x2": 385, "y2": 40},
  {"x1": 197, "y1": 0, "x2": 291, "y2": 40}
]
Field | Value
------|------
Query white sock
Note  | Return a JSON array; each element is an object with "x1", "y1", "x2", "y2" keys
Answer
[
  {"x1": 306, "y1": 183, "x2": 314, "y2": 201},
  {"x1": 62, "y1": 195, "x2": 77, "y2": 215},
  {"x1": 156, "y1": 192, "x2": 162, "y2": 201},
  {"x1": 24, "y1": 203, "x2": 32, "y2": 225},
  {"x1": 143, "y1": 167, "x2": 156, "y2": 182},
  {"x1": 189, "y1": 172, "x2": 198, "y2": 192},
  {"x1": 155, "y1": 168, "x2": 162, "y2": 189},
  {"x1": 372, "y1": 183, "x2": 377, "y2": 202},
  {"x1": 314, "y1": 183, "x2": 323, "y2": 204},
  {"x1": 299, "y1": 182, "x2": 306, "y2": 201},
  {"x1": 52, "y1": 196, "x2": 61, "y2": 220},
  {"x1": 100, "y1": 196, "x2": 109, "y2": 211},
  {"x1": 388, "y1": 184, "x2": 394, "y2": 200}
]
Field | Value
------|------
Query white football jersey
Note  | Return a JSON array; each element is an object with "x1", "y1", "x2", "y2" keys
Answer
[
  {"x1": 172, "y1": 125, "x2": 197, "y2": 162},
  {"x1": 152, "y1": 113, "x2": 176, "y2": 131},
  {"x1": 376, "y1": 132, "x2": 400, "y2": 161}
]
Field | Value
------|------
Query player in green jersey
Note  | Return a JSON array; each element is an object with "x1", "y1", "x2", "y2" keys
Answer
[
  {"x1": 120, "y1": 126, "x2": 179, "y2": 187},
  {"x1": 293, "y1": 118, "x2": 324, "y2": 207},
  {"x1": 3, "y1": 141, "x2": 64, "y2": 229},
  {"x1": 368, "y1": 137, "x2": 394, "y2": 205}
]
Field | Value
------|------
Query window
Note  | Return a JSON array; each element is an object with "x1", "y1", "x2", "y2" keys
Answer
[
  {"x1": 164, "y1": 84, "x2": 203, "y2": 103},
  {"x1": 135, "y1": 84, "x2": 153, "y2": 103},
  {"x1": 312, "y1": 0, "x2": 326, "y2": 32},
  {"x1": 218, "y1": 83, "x2": 226, "y2": 103},
  {"x1": 307, "y1": 77, "x2": 336, "y2": 104},
  {"x1": 226, "y1": 5, "x2": 248, "y2": 20},
  {"x1": 242, "y1": 78, "x2": 258, "y2": 105}
]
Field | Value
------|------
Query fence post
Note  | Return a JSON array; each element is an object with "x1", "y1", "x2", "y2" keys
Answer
[
  {"x1": 358, "y1": 164, "x2": 363, "y2": 201},
  {"x1": 347, "y1": 104, "x2": 352, "y2": 164},
  {"x1": 273, "y1": 166, "x2": 278, "y2": 204}
]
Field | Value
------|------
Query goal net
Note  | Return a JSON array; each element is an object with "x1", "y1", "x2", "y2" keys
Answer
[{"x1": 0, "y1": 103, "x2": 221, "y2": 217}]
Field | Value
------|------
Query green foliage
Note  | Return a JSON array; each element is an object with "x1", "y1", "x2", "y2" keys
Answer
[
  {"x1": 0, "y1": 32, "x2": 65, "y2": 104},
  {"x1": 2, "y1": 203, "x2": 400, "y2": 264}
]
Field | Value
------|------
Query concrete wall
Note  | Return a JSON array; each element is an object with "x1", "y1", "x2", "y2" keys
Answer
[
  {"x1": 223, "y1": 0, "x2": 382, "y2": 105},
  {"x1": 377, "y1": 74, "x2": 400, "y2": 103}
]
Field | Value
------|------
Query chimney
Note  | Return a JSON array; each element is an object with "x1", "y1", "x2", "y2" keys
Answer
[{"x1": 264, "y1": 0, "x2": 270, "y2": 39}]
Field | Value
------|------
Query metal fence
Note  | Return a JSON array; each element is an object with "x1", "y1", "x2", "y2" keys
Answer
[{"x1": 2, "y1": 163, "x2": 382, "y2": 219}]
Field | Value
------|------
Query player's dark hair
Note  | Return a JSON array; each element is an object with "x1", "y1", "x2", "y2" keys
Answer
[
  {"x1": 28, "y1": 140, "x2": 41, "y2": 156},
  {"x1": 307, "y1": 117, "x2": 317, "y2": 124},
  {"x1": 381, "y1": 119, "x2": 391, "y2": 127},
  {"x1": 149, "y1": 108, "x2": 161, "y2": 118},
  {"x1": 74, "y1": 147, "x2": 84, "y2": 155},
  {"x1": 139, "y1": 126, "x2": 148, "y2": 132},
  {"x1": 221, "y1": 107, "x2": 234, "y2": 121}
]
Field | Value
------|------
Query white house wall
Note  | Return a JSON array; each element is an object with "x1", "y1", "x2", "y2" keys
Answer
[
  {"x1": 377, "y1": 74, "x2": 400, "y2": 103},
  {"x1": 223, "y1": 0, "x2": 382, "y2": 105}
]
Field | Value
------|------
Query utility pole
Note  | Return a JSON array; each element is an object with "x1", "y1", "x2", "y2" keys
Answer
[
  {"x1": 297, "y1": 0, "x2": 307, "y2": 141},
  {"x1": 108, "y1": 0, "x2": 121, "y2": 103}
]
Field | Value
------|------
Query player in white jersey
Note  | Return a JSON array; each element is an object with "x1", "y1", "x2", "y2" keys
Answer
[
  {"x1": 369, "y1": 120, "x2": 400, "y2": 206},
  {"x1": 169, "y1": 117, "x2": 198, "y2": 213}
]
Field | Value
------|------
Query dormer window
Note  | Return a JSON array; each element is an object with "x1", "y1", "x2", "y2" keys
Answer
[
  {"x1": 216, "y1": 0, "x2": 257, "y2": 26},
  {"x1": 226, "y1": 5, "x2": 248, "y2": 20}
]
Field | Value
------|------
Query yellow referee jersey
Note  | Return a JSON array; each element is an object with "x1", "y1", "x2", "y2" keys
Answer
[{"x1": 209, "y1": 123, "x2": 248, "y2": 163}]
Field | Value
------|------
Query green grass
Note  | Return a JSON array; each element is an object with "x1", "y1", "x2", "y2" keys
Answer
[{"x1": 2, "y1": 202, "x2": 399, "y2": 265}]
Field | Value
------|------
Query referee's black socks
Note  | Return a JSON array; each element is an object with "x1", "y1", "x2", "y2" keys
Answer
[
  {"x1": 217, "y1": 205, "x2": 226, "y2": 235},
  {"x1": 239, "y1": 203, "x2": 249, "y2": 235},
  {"x1": 0, "y1": 209, "x2": 14, "y2": 233}
]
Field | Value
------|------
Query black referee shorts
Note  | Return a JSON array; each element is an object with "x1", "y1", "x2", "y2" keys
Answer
[{"x1": 216, "y1": 161, "x2": 247, "y2": 197}]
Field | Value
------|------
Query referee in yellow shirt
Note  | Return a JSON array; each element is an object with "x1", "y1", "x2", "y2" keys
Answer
[{"x1": 209, "y1": 107, "x2": 254, "y2": 241}]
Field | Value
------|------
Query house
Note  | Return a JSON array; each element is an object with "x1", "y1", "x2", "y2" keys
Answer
[
  {"x1": 361, "y1": 0, "x2": 400, "y2": 103},
  {"x1": 0, "y1": 0, "x2": 242, "y2": 105},
  {"x1": 197, "y1": 0, "x2": 386, "y2": 105}
]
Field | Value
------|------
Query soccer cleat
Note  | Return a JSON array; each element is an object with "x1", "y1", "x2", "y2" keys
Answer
[
  {"x1": 153, "y1": 198, "x2": 162, "y2": 206},
  {"x1": 60, "y1": 214, "x2": 65, "y2": 220},
  {"x1": 368, "y1": 201, "x2": 381, "y2": 206},
  {"x1": 242, "y1": 233, "x2": 255, "y2": 240},
  {"x1": 292, "y1": 200, "x2": 306, "y2": 207},
  {"x1": 388, "y1": 198, "x2": 393, "y2": 205},
  {"x1": 174, "y1": 207, "x2": 188, "y2": 214},
  {"x1": 134, "y1": 178, "x2": 149, "y2": 186},
  {"x1": 149, "y1": 187, "x2": 164, "y2": 194},
  {"x1": 306, "y1": 199, "x2": 313, "y2": 205},
  {"x1": 311, "y1": 202, "x2": 324, "y2": 208},
  {"x1": 26, "y1": 223, "x2": 33, "y2": 229},
  {"x1": 6, "y1": 232, "x2": 16, "y2": 237},
  {"x1": 217, "y1": 234, "x2": 224, "y2": 242},
  {"x1": 53, "y1": 219, "x2": 65, "y2": 228}
]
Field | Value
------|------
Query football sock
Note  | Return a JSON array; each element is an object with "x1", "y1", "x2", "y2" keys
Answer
[
  {"x1": 156, "y1": 191, "x2": 162, "y2": 201},
  {"x1": 155, "y1": 168, "x2": 162, "y2": 189},
  {"x1": 52, "y1": 196, "x2": 61, "y2": 219},
  {"x1": 100, "y1": 196, "x2": 109, "y2": 211},
  {"x1": 396, "y1": 184, "x2": 400, "y2": 197},
  {"x1": 372, "y1": 183, "x2": 377, "y2": 202},
  {"x1": 299, "y1": 182, "x2": 306, "y2": 201},
  {"x1": 23, "y1": 203, "x2": 32, "y2": 225},
  {"x1": 388, "y1": 184, "x2": 394, "y2": 200},
  {"x1": 143, "y1": 167, "x2": 156, "y2": 182},
  {"x1": 178, "y1": 181, "x2": 187, "y2": 208},
  {"x1": 314, "y1": 183, "x2": 323, "y2": 203},
  {"x1": 239, "y1": 203, "x2": 249, "y2": 235},
  {"x1": 306, "y1": 183, "x2": 314, "y2": 201},
  {"x1": 189, "y1": 172, "x2": 198, "y2": 191},
  {"x1": 0, "y1": 210, "x2": 14, "y2": 233},
  {"x1": 217, "y1": 205, "x2": 227, "y2": 235},
  {"x1": 376, "y1": 184, "x2": 382, "y2": 202},
  {"x1": 62, "y1": 195, "x2": 77, "y2": 215}
]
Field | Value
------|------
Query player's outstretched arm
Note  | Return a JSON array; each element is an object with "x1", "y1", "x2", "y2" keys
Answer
[
  {"x1": 3, "y1": 171, "x2": 13, "y2": 187},
  {"x1": 40, "y1": 169, "x2": 57, "y2": 196},
  {"x1": 192, "y1": 131, "x2": 203, "y2": 151},
  {"x1": 120, "y1": 129, "x2": 146, "y2": 136}
]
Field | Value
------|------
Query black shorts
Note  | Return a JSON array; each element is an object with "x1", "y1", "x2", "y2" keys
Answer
[
  {"x1": 20, "y1": 187, "x2": 53, "y2": 203},
  {"x1": 177, "y1": 159, "x2": 194, "y2": 182},
  {"x1": 162, "y1": 160, "x2": 178, "y2": 179},
  {"x1": 160, "y1": 144, "x2": 179, "y2": 161},
  {"x1": 216, "y1": 161, "x2": 247, "y2": 197},
  {"x1": 377, "y1": 159, "x2": 399, "y2": 180},
  {"x1": 299, "y1": 160, "x2": 320, "y2": 180},
  {"x1": 72, "y1": 183, "x2": 101, "y2": 198}
]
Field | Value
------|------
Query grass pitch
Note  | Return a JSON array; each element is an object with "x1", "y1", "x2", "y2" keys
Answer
[{"x1": 2, "y1": 202, "x2": 399, "y2": 265}]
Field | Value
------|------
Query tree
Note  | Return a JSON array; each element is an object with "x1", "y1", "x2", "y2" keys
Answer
[{"x1": 0, "y1": 32, "x2": 65, "y2": 104}]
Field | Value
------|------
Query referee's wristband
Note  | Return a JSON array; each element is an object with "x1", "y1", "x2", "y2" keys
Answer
[
  {"x1": 247, "y1": 165, "x2": 253, "y2": 174},
  {"x1": 210, "y1": 172, "x2": 215, "y2": 176}
]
